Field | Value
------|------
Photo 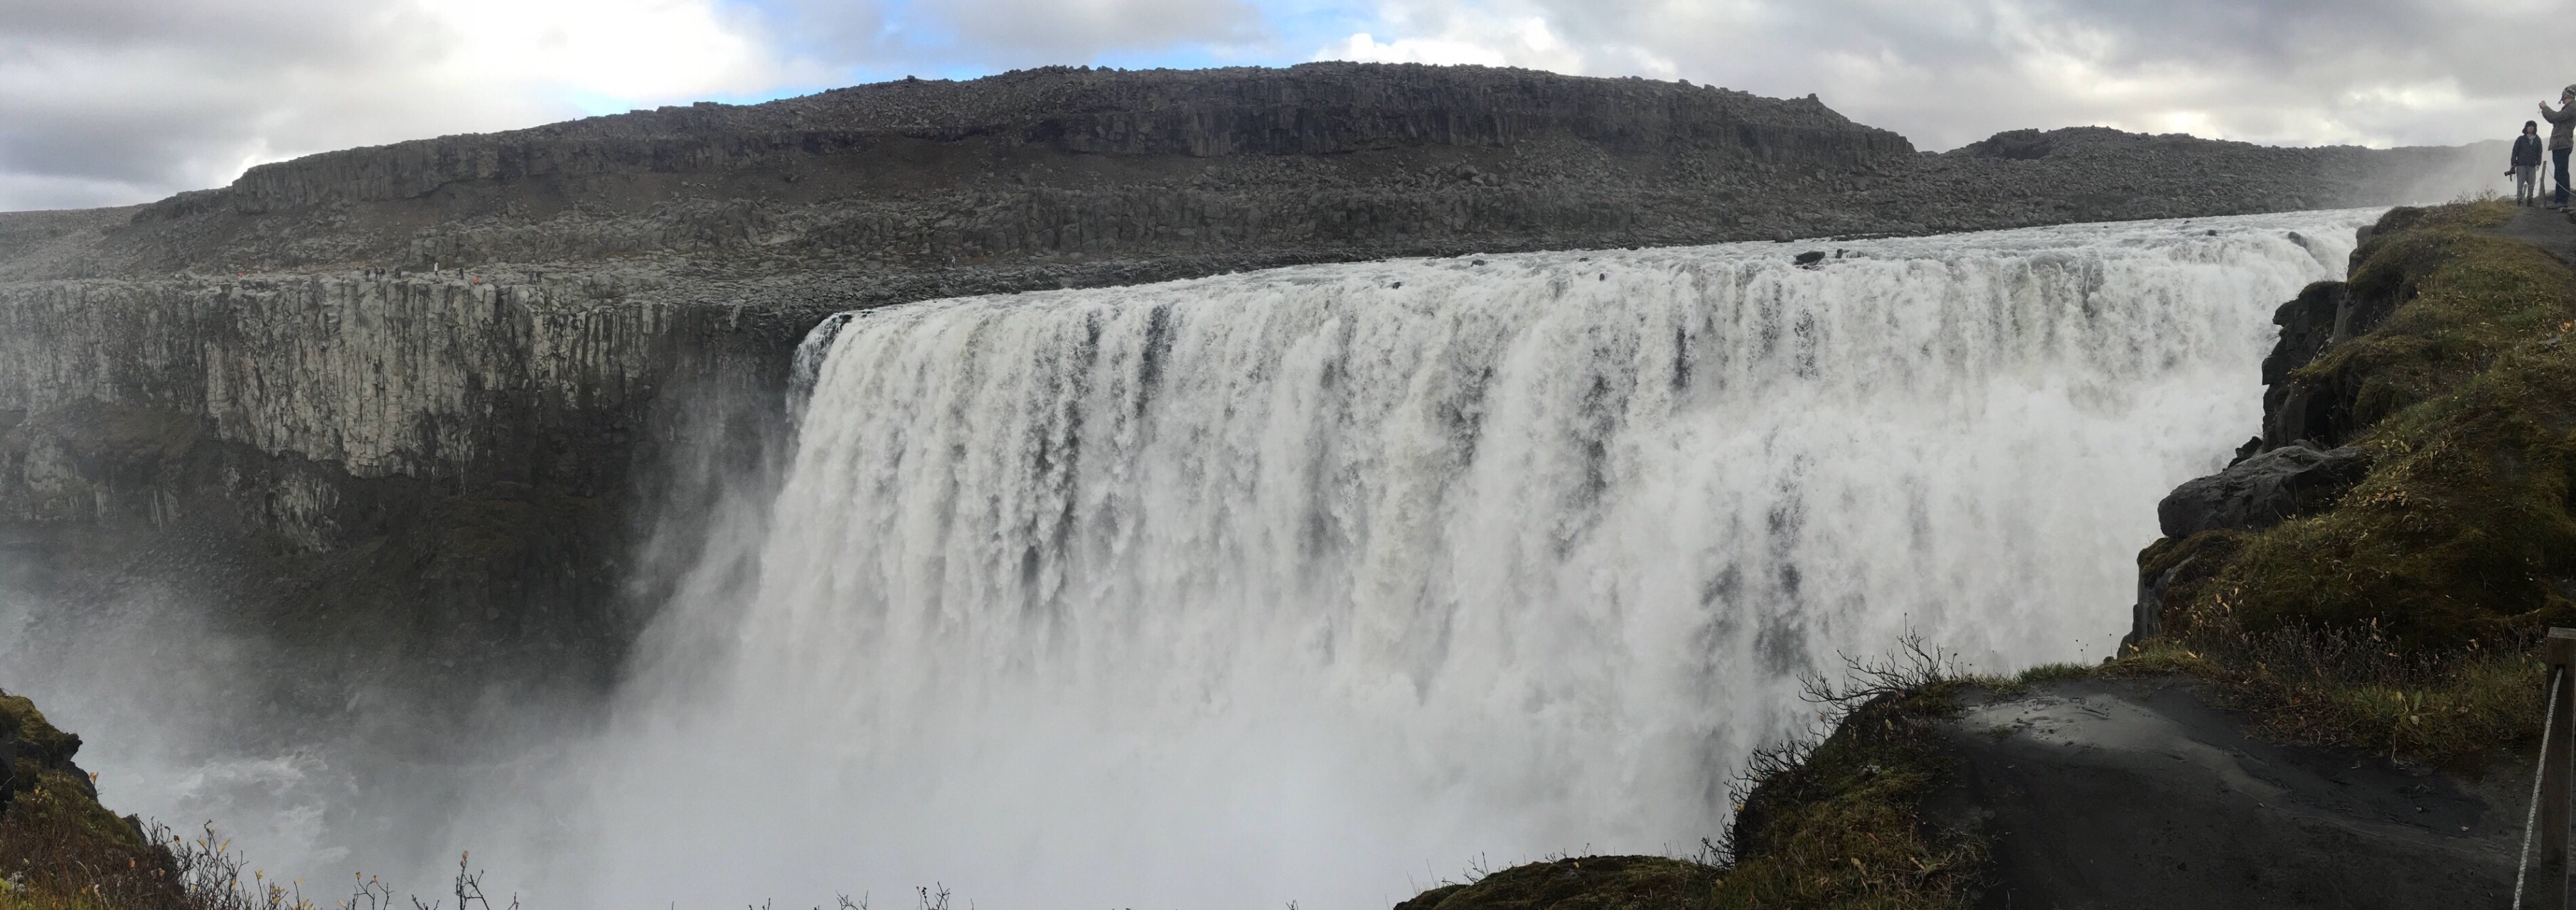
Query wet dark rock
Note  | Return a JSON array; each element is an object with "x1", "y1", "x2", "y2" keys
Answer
[
  {"x1": 2157, "y1": 444, "x2": 2368, "y2": 540},
  {"x1": 2255, "y1": 281, "x2": 2353, "y2": 450},
  {"x1": 1925, "y1": 677, "x2": 2514, "y2": 909},
  {"x1": 2252, "y1": 275, "x2": 2412, "y2": 451},
  {"x1": 2262, "y1": 282, "x2": 2346, "y2": 386},
  {"x1": 1794, "y1": 250, "x2": 1827, "y2": 266},
  {"x1": 2228, "y1": 434, "x2": 2263, "y2": 466}
]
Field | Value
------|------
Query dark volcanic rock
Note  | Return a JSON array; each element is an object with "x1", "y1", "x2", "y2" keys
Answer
[
  {"x1": 2249, "y1": 213, "x2": 2458, "y2": 453},
  {"x1": 2263, "y1": 281, "x2": 2347, "y2": 387},
  {"x1": 2259, "y1": 281, "x2": 2353, "y2": 451},
  {"x1": 2157, "y1": 444, "x2": 2368, "y2": 539}
]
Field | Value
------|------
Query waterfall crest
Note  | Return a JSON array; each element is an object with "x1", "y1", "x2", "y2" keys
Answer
[{"x1": 548, "y1": 212, "x2": 2369, "y2": 910}]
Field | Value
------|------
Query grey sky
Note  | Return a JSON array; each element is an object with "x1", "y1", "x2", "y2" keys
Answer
[{"x1": 0, "y1": 0, "x2": 2562, "y2": 212}]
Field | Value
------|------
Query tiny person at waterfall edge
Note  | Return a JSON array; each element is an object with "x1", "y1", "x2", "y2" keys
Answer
[
  {"x1": 2540, "y1": 86, "x2": 2576, "y2": 207},
  {"x1": 2514, "y1": 121, "x2": 2546, "y2": 206}
]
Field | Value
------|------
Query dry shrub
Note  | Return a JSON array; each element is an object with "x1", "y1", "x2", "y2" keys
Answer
[
  {"x1": 1705, "y1": 638, "x2": 1982, "y2": 910},
  {"x1": 2147, "y1": 609, "x2": 2543, "y2": 770}
]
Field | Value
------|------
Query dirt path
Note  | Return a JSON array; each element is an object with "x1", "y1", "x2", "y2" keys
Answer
[
  {"x1": 1925, "y1": 676, "x2": 2524, "y2": 909},
  {"x1": 2491, "y1": 203, "x2": 2576, "y2": 263}
]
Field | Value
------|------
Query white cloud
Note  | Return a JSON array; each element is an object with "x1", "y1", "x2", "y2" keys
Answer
[
  {"x1": 1322, "y1": 17, "x2": 1577, "y2": 70},
  {"x1": 1313, "y1": 3, "x2": 1670, "y2": 79},
  {"x1": 0, "y1": 0, "x2": 819, "y2": 211},
  {"x1": 1313, "y1": 0, "x2": 2567, "y2": 151},
  {"x1": 423, "y1": 0, "x2": 806, "y2": 107},
  {"x1": 1324, "y1": 31, "x2": 1503, "y2": 67},
  {"x1": 932, "y1": 0, "x2": 1261, "y2": 55},
  {"x1": 0, "y1": 0, "x2": 1286, "y2": 210}
]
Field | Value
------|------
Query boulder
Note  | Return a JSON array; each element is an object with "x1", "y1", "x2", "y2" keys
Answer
[
  {"x1": 2261, "y1": 282, "x2": 2344, "y2": 386},
  {"x1": 2157, "y1": 444, "x2": 2368, "y2": 540}
]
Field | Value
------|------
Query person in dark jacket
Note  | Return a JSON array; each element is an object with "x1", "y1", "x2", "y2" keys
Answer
[
  {"x1": 2542, "y1": 86, "x2": 2576, "y2": 205},
  {"x1": 2515, "y1": 120, "x2": 2547, "y2": 205}
]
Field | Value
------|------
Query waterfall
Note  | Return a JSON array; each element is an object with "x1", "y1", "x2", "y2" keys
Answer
[{"x1": 523, "y1": 212, "x2": 2370, "y2": 910}]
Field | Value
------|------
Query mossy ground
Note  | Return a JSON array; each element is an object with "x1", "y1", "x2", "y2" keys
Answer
[
  {"x1": 2123, "y1": 199, "x2": 2576, "y2": 769},
  {"x1": 0, "y1": 692, "x2": 186, "y2": 910},
  {"x1": 2218, "y1": 202, "x2": 2576, "y2": 647}
]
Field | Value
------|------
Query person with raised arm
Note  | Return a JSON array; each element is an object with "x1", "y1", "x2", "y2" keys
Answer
[{"x1": 2540, "y1": 87, "x2": 2576, "y2": 207}]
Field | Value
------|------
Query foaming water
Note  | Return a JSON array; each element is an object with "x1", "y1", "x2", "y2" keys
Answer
[{"x1": 478, "y1": 213, "x2": 2368, "y2": 909}]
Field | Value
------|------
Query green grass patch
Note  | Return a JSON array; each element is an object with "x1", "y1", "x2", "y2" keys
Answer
[
  {"x1": 2011, "y1": 663, "x2": 2095, "y2": 686},
  {"x1": 2110, "y1": 621, "x2": 2545, "y2": 770}
]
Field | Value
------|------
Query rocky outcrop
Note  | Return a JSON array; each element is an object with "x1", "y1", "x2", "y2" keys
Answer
[
  {"x1": 0, "y1": 690, "x2": 188, "y2": 910},
  {"x1": 0, "y1": 275, "x2": 725, "y2": 488},
  {"x1": 0, "y1": 272, "x2": 808, "y2": 682},
  {"x1": 2253, "y1": 208, "x2": 2462, "y2": 451},
  {"x1": 0, "y1": 690, "x2": 84, "y2": 819},
  {"x1": 2157, "y1": 444, "x2": 2368, "y2": 540},
  {"x1": 2127, "y1": 441, "x2": 2366, "y2": 645},
  {"x1": 2127, "y1": 216, "x2": 2402, "y2": 647}
]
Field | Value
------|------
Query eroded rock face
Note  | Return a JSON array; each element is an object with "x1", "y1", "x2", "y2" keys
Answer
[{"x1": 2157, "y1": 444, "x2": 2369, "y2": 540}]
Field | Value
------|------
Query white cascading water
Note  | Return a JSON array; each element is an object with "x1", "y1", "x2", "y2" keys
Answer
[{"x1": 496, "y1": 211, "x2": 2371, "y2": 910}]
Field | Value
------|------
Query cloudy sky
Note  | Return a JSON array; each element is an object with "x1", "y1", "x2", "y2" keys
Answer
[{"x1": 0, "y1": 0, "x2": 2563, "y2": 211}]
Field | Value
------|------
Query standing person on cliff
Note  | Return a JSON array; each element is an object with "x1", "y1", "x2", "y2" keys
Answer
[
  {"x1": 2541, "y1": 87, "x2": 2576, "y2": 206},
  {"x1": 2515, "y1": 121, "x2": 2546, "y2": 205}
]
